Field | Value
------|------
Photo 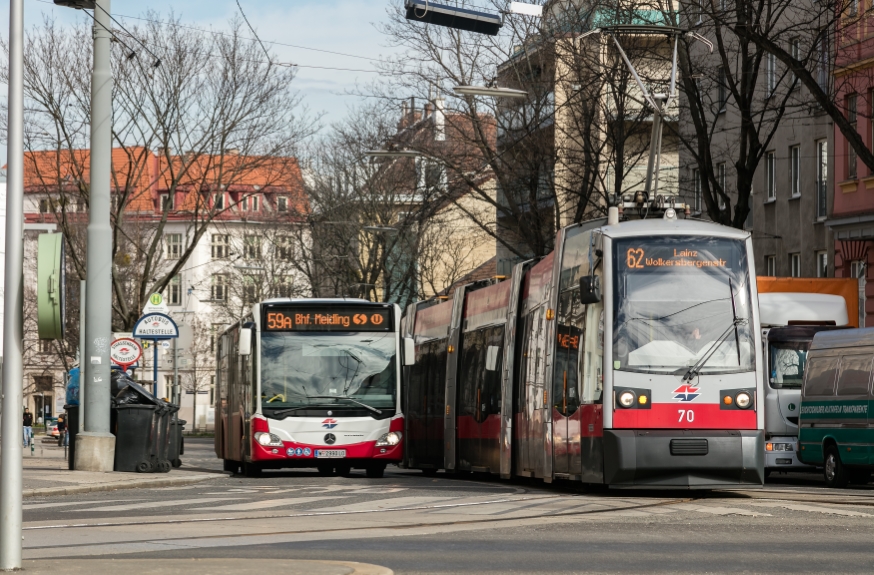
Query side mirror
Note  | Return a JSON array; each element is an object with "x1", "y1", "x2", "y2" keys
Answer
[
  {"x1": 403, "y1": 337, "x2": 416, "y2": 366},
  {"x1": 579, "y1": 275, "x2": 601, "y2": 304},
  {"x1": 238, "y1": 328, "x2": 253, "y2": 356},
  {"x1": 485, "y1": 345, "x2": 500, "y2": 371}
]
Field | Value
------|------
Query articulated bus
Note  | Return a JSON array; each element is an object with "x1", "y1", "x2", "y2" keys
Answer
[
  {"x1": 215, "y1": 299, "x2": 404, "y2": 477},
  {"x1": 403, "y1": 209, "x2": 766, "y2": 488}
]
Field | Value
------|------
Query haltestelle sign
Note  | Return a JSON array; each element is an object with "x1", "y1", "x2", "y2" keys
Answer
[
  {"x1": 110, "y1": 337, "x2": 142, "y2": 369},
  {"x1": 133, "y1": 313, "x2": 180, "y2": 339}
]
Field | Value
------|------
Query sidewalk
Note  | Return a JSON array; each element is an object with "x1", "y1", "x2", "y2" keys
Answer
[
  {"x1": 19, "y1": 436, "x2": 219, "y2": 498},
  {"x1": 22, "y1": 559, "x2": 393, "y2": 575}
]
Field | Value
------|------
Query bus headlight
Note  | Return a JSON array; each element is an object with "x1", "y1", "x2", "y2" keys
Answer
[
  {"x1": 255, "y1": 432, "x2": 283, "y2": 447},
  {"x1": 618, "y1": 391, "x2": 635, "y2": 408},
  {"x1": 735, "y1": 392, "x2": 752, "y2": 409},
  {"x1": 376, "y1": 431, "x2": 402, "y2": 446}
]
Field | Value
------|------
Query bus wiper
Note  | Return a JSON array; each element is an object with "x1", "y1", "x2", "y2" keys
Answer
[
  {"x1": 308, "y1": 395, "x2": 383, "y2": 415},
  {"x1": 679, "y1": 317, "x2": 747, "y2": 382},
  {"x1": 266, "y1": 405, "x2": 324, "y2": 417}
]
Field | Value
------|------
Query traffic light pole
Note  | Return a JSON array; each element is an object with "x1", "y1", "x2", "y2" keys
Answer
[
  {"x1": 75, "y1": 0, "x2": 117, "y2": 471},
  {"x1": 1, "y1": 0, "x2": 25, "y2": 567}
]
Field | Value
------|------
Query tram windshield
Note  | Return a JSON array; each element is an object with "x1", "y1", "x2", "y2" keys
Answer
[
  {"x1": 612, "y1": 236, "x2": 754, "y2": 375},
  {"x1": 260, "y1": 331, "x2": 397, "y2": 411}
]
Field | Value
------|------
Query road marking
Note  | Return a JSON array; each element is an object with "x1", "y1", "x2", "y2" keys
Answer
[
  {"x1": 76, "y1": 498, "x2": 246, "y2": 512},
  {"x1": 746, "y1": 501, "x2": 874, "y2": 517},
  {"x1": 193, "y1": 496, "x2": 355, "y2": 512},
  {"x1": 309, "y1": 496, "x2": 458, "y2": 513},
  {"x1": 24, "y1": 500, "x2": 137, "y2": 511},
  {"x1": 673, "y1": 504, "x2": 772, "y2": 517}
]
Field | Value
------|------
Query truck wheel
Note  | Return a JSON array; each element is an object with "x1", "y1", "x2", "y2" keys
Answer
[{"x1": 824, "y1": 446, "x2": 849, "y2": 488}]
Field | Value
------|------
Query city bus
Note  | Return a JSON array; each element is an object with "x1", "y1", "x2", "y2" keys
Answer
[
  {"x1": 403, "y1": 207, "x2": 766, "y2": 488},
  {"x1": 758, "y1": 290, "x2": 850, "y2": 476},
  {"x1": 215, "y1": 299, "x2": 404, "y2": 477}
]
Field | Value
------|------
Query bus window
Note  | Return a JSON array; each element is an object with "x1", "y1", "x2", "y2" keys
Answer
[
  {"x1": 769, "y1": 342, "x2": 808, "y2": 389},
  {"x1": 803, "y1": 357, "x2": 839, "y2": 397},
  {"x1": 836, "y1": 355, "x2": 873, "y2": 396}
]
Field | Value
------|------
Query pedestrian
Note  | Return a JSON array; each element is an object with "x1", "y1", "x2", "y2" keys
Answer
[
  {"x1": 22, "y1": 407, "x2": 33, "y2": 448},
  {"x1": 57, "y1": 414, "x2": 67, "y2": 447}
]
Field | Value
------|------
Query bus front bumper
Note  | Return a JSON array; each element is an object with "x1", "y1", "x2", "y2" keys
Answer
[
  {"x1": 765, "y1": 437, "x2": 810, "y2": 471},
  {"x1": 604, "y1": 429, "x2": 765, "y2": 488}
]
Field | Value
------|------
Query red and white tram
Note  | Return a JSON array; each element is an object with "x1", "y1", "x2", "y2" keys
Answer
[
  {"x1": 215, "y1": 300, "x2": 404, "y2": 477},
  {"x1": 403, "y1": 210, "x2": 765, "y2": 488}
]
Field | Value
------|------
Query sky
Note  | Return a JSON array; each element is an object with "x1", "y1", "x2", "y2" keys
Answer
[{"x1": 0, "y1": 0, "x2": 408, "y2": 164}]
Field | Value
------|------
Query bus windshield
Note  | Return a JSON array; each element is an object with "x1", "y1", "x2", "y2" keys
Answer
[
  {"x1": 769, "y1": 341, "x2": 808, "y2": 389},
  {"x1": 612, "y1": 235, "x2": 755, "y2": 375},
  {"x1": 260, "y1": 331, "x2": 397, "y2": 412}
]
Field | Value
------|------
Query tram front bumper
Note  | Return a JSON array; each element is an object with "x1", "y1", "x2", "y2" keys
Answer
[{"x1": 603, "y1": 429, "x2": 764, "y2": 488}]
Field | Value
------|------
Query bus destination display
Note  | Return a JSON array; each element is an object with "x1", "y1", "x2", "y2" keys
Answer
[
  {"x1": 623, "y1": 245, "x2": 728, "y2": 270},
  {"x1": 264, "y1": 307, "x2": 393, "y2": 332}
]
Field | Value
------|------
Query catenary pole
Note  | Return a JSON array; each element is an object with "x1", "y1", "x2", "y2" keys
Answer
[
  {"x1": 0, "y1": 0, "x2": 25, "y2": 567},
  {"x1": 76, "y1": 0, "x2": 117, "y2": 471},
  {"x1": 79, "y1": 280, "x2": 86, "y2": 431}
]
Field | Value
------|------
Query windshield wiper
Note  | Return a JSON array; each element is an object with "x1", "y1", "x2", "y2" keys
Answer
[
  {"x1": 728, "y1": 278, "x2": 742, "y2": 367},
  {"x1": 679, "y1": 317, "x2": 747, "y2": 382},
  {"x1": 307, "y1": 395, "x2": 383, "y2": 415},
  {"x1": 265, "y1": 405, "x2": 328, "y2": 417}
]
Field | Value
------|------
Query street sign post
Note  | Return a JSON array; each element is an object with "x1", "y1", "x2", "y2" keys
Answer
[
  {"x1": 133, "y1": 313, "x2": 179, "y2": 391},
  {"x1": 109, "y1": 337, "x2": 142, "y2": 372}
]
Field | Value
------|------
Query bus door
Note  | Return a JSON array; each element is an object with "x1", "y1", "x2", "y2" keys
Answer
[{"x1": 553, "y1": 290, "x2": 583, "y2": 476}]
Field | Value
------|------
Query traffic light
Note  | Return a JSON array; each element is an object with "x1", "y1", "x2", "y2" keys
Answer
[{"x1": 404, "y1": 0, "x2": 503, "y2": 36}]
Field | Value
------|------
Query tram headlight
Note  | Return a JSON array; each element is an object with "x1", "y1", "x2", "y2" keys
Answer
[
  {"x1": 255, "y1": 432, "x2": 284, "y2": 447},
  {"x1": 618, "y1": 390, "x2": 635, "y2": 408},
  {"x1": 376, "y1": 431, "x2": 403, "y2": 447},
  {"x1": 735, "y1": 391, "x2": 752, "y2": 409}
]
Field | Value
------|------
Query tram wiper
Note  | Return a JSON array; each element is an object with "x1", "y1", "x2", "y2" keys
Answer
[
  {"x1": 308, "y1": 395, "x2": 383, "y2": 415},
  {"x1": 678, "y1": 317, "x2": 746, "y2": 382}
]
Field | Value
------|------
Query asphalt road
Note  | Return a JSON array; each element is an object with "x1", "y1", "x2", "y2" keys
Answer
[{"x1": 25, "y1": 438, "x2": 874, "y2": 574}]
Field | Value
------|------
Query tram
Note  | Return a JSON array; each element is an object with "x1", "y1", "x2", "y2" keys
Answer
[
  {"x1": 215, "y1": 299, "x2": 404, "y2": 477},
  {"x1": 403, "y1": 206, "x2": 766, "y2": 488}
]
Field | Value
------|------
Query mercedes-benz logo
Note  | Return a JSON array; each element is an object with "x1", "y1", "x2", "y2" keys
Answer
[{"x1": 324, "y1": 433, "x2": 336, "y2": 445}]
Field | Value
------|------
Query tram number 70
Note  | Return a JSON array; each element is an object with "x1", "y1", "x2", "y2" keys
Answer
[{"x1": 678, "y1": 409, "x2": 695, "y2": 423}]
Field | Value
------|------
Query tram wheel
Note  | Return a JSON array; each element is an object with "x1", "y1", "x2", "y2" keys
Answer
[
  {"x1": 823, "y1": 446, "x2": 849, "y2": 488},
  {"x1": 365, "y1": 464, "x2": 386, "y2": 479},
  {"x1": 317, "y1": 465, "x2": 335, "y2": 476}
]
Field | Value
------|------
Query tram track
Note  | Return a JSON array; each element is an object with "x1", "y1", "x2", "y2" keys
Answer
[{"x1": 22, "y1": 495, "x2": 699, "y2": 552}]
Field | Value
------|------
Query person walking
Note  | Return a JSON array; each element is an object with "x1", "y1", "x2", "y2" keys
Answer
[
  {"x1": 22, "y1": 407, "x2": 33, "y2": 448},
  {"x1": 57, "y1": 413, "x2": 67, "y2": 447}
]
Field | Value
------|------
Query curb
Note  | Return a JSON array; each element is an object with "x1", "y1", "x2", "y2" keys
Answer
[
  {"x1": 23, "y1": 472, "x2": 219, "y2": 498},
  {"x1": 22, "y1": 559, "x2": 394, "y2": 575}
]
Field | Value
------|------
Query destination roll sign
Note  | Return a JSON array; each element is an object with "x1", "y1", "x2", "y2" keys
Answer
[
  {"x1": 622, "y1": 245, "x2": 729, "y2": 270},
  {"x1": 264, "y1": 306, "x2": 394, "y2": 332}
]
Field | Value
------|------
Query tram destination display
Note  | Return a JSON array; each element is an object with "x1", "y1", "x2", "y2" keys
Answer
[{"x1": 264, "y1": 306, "x2": 394, "y2": 332}]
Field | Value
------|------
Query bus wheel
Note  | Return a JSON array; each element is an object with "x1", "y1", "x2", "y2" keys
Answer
[
  {"x1": 824, "y1": 446, "x2": 849, "y2": 488},
  {"x1": 243, "y1": 462, "x2": 262, "y2": 478},
  {"x1": 223, "y1": 459, "x2": 239, "y2": 474},
  {"x1": 365, "y1": 464, "x2": 386, "y2": 479},
  {"x1": 317, "y1": 465, "x2": 335, "y2": 476}
]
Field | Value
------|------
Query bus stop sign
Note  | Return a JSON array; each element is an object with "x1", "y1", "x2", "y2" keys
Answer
[{"x1": 133, "y1": 313, "x2": 179, "y2": 339}]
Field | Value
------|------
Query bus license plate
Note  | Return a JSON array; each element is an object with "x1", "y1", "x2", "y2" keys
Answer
[{"x1": 315, "y1": 449, "x2": 346, "y2": 458}]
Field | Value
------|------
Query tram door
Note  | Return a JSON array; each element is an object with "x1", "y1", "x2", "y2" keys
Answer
[{"x1": 552, "y1": 290, "x2": 583, "y2": 476}]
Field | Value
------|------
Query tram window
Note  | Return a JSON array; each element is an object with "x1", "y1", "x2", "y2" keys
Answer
[
  {"x1": 554, "y1": 289, "x2": 583, "y2": 415},
  {"x1": 581, "y1": 300, "x2": 604, "y2": 404},
  {"x1": 458, "y1": 326, "x2": 505, "y2": 422},
  {"x1": 803, "y1": 357, "x2": 839, "y2": 396},
  {"x1": 517, "y1": 314, "x2": 534, "y2": 412},
  {"x1": 836, "y1": 355, "x2": 873, "y2": 396}
]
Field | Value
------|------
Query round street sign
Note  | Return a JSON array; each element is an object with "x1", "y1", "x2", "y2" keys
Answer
[
  {"x1": 133, "y1": 313, "x2": 180, "y2": 340},
  {"x1": 110, "y1": 337, "x2": 142, "y2": 369}
]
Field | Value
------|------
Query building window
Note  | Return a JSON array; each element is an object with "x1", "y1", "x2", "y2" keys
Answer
[
  {"x1": 277, "y1": 196, "x2": 288, "y2": 212},
  {"x1": 717, "y1": 163, "x2": 726, "y2": 210},
  {"x1": 243, "y1": 235, "x2": 261, "y2": 260},
  {"x1": 817, "y1": 38, "x2": 829, "y2": 91},
  {"x1": 211, "y1": 274, "x2": 227, "y2": 301},
  {"x1": 817, "y1": 140, "x2": 828, "y2": 219},
  {"x1": 766, "y1": 152, "x2": 776, "y2": 200},
  {"x1": 210, "y1": 375, "x2": 216, "y2": 406},
  {"x1": 165, "y1": 233, "x2": 182, "y2": 260},
  {"x1": 251, "y1": 195, "x2": 259, "y2": 212},
  {"x1": 160, "y1": 193, "x2": 173, "y2": 212},
  {"x1": 816, "y1": 251, "x2": 828, "y2": 278},
  {"x1": 275, "y1": 236, "x2": 294, "y2": 261},
  {"x1": 766, "y1": 255, "x2": 776, "y2": 276},
  {"x1": 849, "y1": 93, "x2": 858, "y2": 179},
  {"x1": 213, "y1": 193, "x2": 225, "y2": 211},
  {"x1": 790, "y1": 253, "x2": 801, "y2": 278},
  {"x1": 717, "y1": 66, "x2": 727, "y2": 111},
  {"x1": 789, "y1": 38, "x2": 800, "y2": 87},
  {"x1": 39, "y1": 199, "x2": 49, "y2": 213},
  {"x1": 766, "y1": 52, "x2": 777, "y2": 95},
  {"x1": 242, "y1": 275, "x2": 259, "y2": 305},
  {"x1": 167, "y1": 275, "x2": 182, "y2": 306},
  {"x1": 274, "y1": 276, "x2": 295, "y2": 298},
  {"x1": 790, "y1": 145, "x2": 800, "y2": 197},
  {"x1": 210, "y1": 323, "x2": 225, "y2": 353},
  {"x1": 692, "y1": 169, "x2": 702, "y2": 212},
  {"x1": 39, "y1": 339, "x2": 54, "y2": 355},
  {"x1": 850, "y1": 0, "x2": 859, "y2": 17},
  {"x1": 164, "y1": 375, "x2": 175, "y2": 399},
  {"x1": 851, "y1": 260, "x2": 867, "y2": 327},
  {"x1": 211, "y1": 234, "x2": 229, "y2": 259}
]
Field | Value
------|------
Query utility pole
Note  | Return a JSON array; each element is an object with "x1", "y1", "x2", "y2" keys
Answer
[
  {"x1": 75, "y1": 0, "x2": 117, "y2": 471},
  {"x1": 1, "y1": 0, "x2": 24, "y2": 566}
]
